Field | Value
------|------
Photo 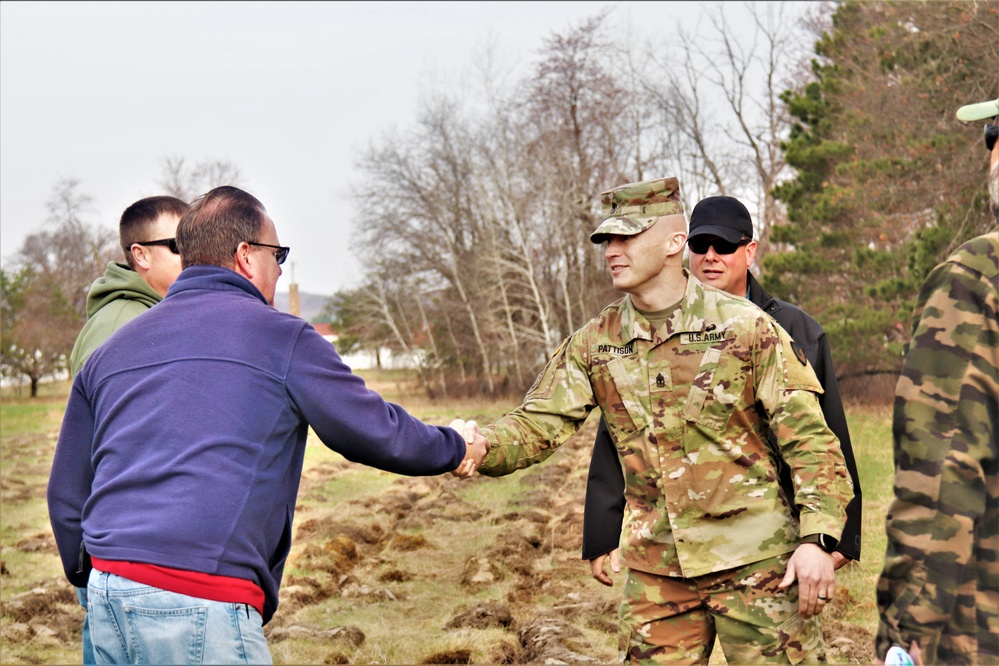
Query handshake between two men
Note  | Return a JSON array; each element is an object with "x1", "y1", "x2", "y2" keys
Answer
[{"x1": 448, "y1": 419, "x2": 487, "y2": 478}]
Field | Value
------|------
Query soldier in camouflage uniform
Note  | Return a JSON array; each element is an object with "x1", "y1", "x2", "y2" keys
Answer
[
  {"x1": 876, "y1": 96, "x2": 999, "y2": 665},
  {"x1": 583, "y1": 195, "x2": 864, "y2": 585},
  {"x1": 472, "y1": 177, "x2": 854, "y2": 664}
]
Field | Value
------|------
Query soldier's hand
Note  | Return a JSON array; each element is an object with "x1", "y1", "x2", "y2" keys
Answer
[
  {"x1": 589, "y1": 548, "x2": 621, "y2": 587},
  {"x1": 448, "y1": 419, "x2": 489, "y2": 478},
  {"x1": 777, "y1": 543, "x2": 835, "y2": 619},
  {"x1": 464, "y1": 420, "x2": 489, "y2": 468}
]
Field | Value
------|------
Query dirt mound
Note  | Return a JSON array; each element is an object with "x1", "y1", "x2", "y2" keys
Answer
[
  {"x1": 298, "y1": 535, "x2": 360, "y2": 577},
  {"x1": 518, "y1": 508, "x2": 554, "y2": 525},
  {"x1": 1, "y1": 477, "x2": 35, "y2": 503},
  {"x1": 388, "y1": 533, "x2": 431, "y2": 552},
  {"x1": 821, "y1": 586, "x2": 876, "y2": 663},
  {"x1": 486, "y1": 639, "x2": 521, "y2": 664},
  {"x1": 336, "y1": 573, "x2": 403, "y2": 604},
  {"x1": 487, "y1": 530, "x2": 546, "y2": 561},
  {"x1": 1, "y1": 585, "x2": 82, "y2": 644},
  {"x1": 402, "y1": 489, "x2": 486, "y2": 526},
  {"x1": 295, "y1": 517, "x2": 385, "y2": 545},
  {"x1": 14, "y1": 532, "x2": 56, "y2": 553},
  {"x1": 444, "y1": 602, "x2": 515, "y2": 630},
  {"x1": 266, "y1": 623, "x2": 365, "y2": 647},
  {"x1": 363, "y1": 479, "x2": 439, "y2": 518},
  {"x1": 378, "y1": 568, "x2": 413, "y2": 583},
  {"x1": 459, "y1": 556, "x2": 506, "y2": 589},
  {"x1": 280, "y1": 574, "x2": 340, "y2": 611},
  {"x1": 824, "y1": 619, "x2": 875, "y2": 663},
  {"x1": 518, "y1": 614, "x2": 600, "y2": 664},
  {"x1": 419, "y1": 648, "x2": 472, "y2": 664}
]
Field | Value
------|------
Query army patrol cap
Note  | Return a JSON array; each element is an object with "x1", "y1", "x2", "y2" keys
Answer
[
  {"x1": 687, "y1": 196, "x2": 754, "y2": 243},
  {"x1": 589, "y1": 177, "x2": 683, "y2": 244},
  {"x1": 955, "y1": 96, "x2": 999, "y2": 122}
]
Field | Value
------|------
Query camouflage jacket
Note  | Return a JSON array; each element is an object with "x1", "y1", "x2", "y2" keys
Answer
[
  {"x1": 877, "y1": 231, "x2": 999, "y2": 664},
  {"x1": 479, "y1": 271, "x2": 853, "y2": 578}
]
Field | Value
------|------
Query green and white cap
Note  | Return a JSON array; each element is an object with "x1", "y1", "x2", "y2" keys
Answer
[
  {"x1": 590, "y1": 177, "x2": 684, "y2": 244},
  {"x1": 955, "y1": 96, "x2": 998, "y2": 122}
]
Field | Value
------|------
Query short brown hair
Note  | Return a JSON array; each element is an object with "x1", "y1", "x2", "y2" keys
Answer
[
  {"x1": 119, "y1": 196, "x2": 188, "y2": 268},
  {"x1": 176, "y1": 186, "x2": 268, "y2": 269}
]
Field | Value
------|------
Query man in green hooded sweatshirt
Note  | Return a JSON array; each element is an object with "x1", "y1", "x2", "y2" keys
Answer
[{"x1": 69, "y1": 195, "x2": 189, "y2": 376}]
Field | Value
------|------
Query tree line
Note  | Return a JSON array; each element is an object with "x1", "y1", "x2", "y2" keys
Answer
[{"x1": 329, "y1": 0, "x2": 997, "y2": 400}]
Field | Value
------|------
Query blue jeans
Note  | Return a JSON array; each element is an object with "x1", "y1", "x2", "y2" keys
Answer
[
  {"x1": 87, "y1": 568, "x2": 272, "y2": 665},
  {"x1": 76, "y1": 587, "x2": 95, "y2": 664}
]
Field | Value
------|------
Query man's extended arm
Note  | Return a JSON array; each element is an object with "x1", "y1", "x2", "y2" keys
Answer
[
  {"x1": 477, "y1": 333, "x2": 596, "y2": 477},
  {"x1": 287, "y1": 324, "x2": 470, "y2": 475}
]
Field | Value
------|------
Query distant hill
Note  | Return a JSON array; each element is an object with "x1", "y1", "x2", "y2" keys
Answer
[{"x1": 273, "y1": 290, "x2": 330, "y2": 322}]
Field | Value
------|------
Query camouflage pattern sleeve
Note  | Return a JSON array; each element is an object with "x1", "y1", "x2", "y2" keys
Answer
[
  {"x1": 477, "y1": 332, "x2": 598, "y2": 477},
  {"x1": 876, "y1": 232, "x2": 999, "y2": 662},
  {"x1": 753, "y1": 317, "x2": 854, "y2": 541}
]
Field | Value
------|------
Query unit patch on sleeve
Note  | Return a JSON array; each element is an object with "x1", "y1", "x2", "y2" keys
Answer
[{"x1": 790, "y1": 340, "x2": 807, "y2": 366}]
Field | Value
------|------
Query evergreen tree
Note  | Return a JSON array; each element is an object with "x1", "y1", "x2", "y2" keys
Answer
[{"x1": 769, "y1": 0, "x2": 998, "y2": 381}]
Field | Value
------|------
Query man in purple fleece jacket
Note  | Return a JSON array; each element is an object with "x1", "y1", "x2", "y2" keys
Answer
[{"x1": 47, "y1": 186, "x2": 487, "y2": 665}]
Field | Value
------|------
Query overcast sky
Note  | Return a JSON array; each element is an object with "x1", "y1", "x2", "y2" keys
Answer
[{"x1": 1, "y1": 1, "x2": 793, "y2": 296}]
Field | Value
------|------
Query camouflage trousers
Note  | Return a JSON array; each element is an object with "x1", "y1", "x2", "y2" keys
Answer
[{"x1": 619, "y1": 554, "x2": 826, "y2": 664}]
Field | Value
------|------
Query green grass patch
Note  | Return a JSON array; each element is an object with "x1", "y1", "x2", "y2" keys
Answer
[{"x1": 836, "y1": 403, "x2": 894, "y2": 631}]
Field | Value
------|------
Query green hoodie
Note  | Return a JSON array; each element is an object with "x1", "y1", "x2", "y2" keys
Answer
[{"x1": 69, "y1": 261, "x2": 161, "y2": 376}]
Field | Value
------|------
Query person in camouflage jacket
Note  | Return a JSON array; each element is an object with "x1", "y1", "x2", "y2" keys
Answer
[
  {"x1": 876, "y1": 95, "x2": 999, "y2": 666},
  {"x1": 582, "y1": 195, "x2": 863, "y2": 586},
  {"x1": 472, "y1": 177, "x2": 854, "y2": 664}
]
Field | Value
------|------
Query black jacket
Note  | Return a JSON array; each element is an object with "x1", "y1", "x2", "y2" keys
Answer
[{"x1": 582, "y1": 272, "x2": 863, "y2": 561}]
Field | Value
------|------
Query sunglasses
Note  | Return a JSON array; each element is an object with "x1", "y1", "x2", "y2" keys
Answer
[
  {"x1": 134, "y1": 238, "x2": 179, "y2": 254},
  {"x1": 687, "y1": 236, "x2": 750, "y2": 255},
  {"x1": 247, "y1": 241, "x2": 290, "y2": 265},
  {"x1": 986, "y1": 124, "x2": 998, "y2": 152}
]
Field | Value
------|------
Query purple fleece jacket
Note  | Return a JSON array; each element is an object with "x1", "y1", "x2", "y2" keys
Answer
[{"x1": 48, "y1": 265, "x2": 466, "y2": 623}]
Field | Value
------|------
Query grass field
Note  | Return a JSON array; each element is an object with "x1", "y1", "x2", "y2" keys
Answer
[{"x1": 0, "y1": 371, "x2": 893, "y2": 664}]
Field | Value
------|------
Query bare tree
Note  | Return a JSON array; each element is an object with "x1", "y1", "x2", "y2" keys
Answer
[
  {"x1": 639, "y1": 2, "x2": 811, "y2": 259},
  {"x1": 159, "y1": 156, "x2": 245, "y2": 202},
  {"x1": 352, "y1": 96, "x2": 500, "y2": 394},
  {"x1": 477, "y1": 89, "x2": 560, "y2": 355},
  {"x1": 641, "y1": 35, "x2": 730, "y2": 200},
  {"x1": 701, "y1": 2, "x2": 805, "y2": 259},
  {"x1": 463, "y1": 37, "x2": 573, "y2": 390},
  {"x1": 1, "y1": 178, "x2": 117, "y2": 394},
  {"x1": 26, "y1": 178, "x2": 118, "y2": 318},
  {"x1": 518, "y1": 12, "x2": 631, "y2": 332}
]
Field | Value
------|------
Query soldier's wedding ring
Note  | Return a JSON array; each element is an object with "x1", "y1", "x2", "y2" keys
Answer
[{"x1": 817, "y1": 595, "x2": 829, "y2": 601}]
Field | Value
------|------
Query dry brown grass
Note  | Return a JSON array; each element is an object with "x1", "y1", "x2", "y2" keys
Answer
[{"x1": 0, "y1": 375, "x2": 891, "y2": 664}]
